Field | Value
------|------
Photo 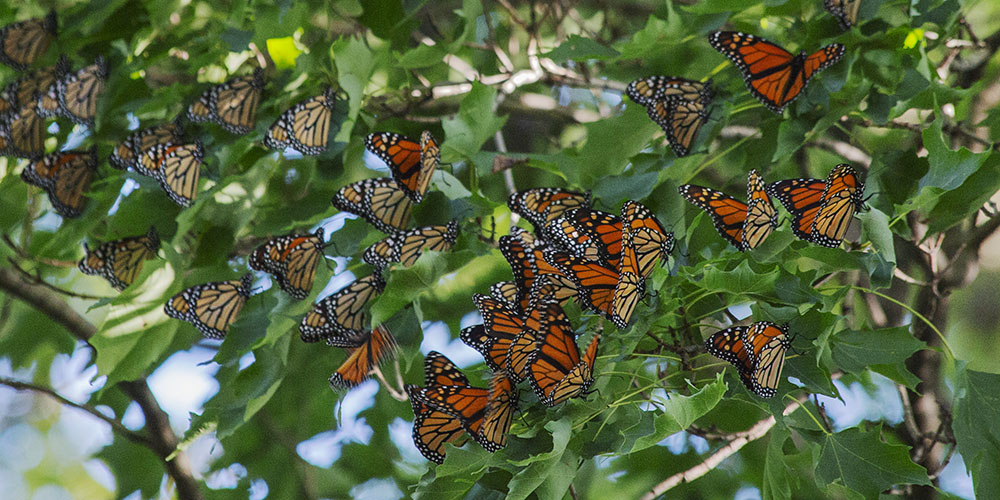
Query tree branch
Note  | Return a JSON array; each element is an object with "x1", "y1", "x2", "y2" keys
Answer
[
  {"x1": 0, "y1": 376, "x2": 152, "y2": 448},
  {"x1": 0, "y1": 266, "x2": 96, "y2": 342}
]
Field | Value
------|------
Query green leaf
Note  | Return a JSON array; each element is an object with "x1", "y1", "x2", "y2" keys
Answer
[
  {"x1": 919, "y1": 117, "x2": 988, "y2": 192},
  {"x1": 631, "y1": 374, "x2": 727, "y2": 452},
  {"x1": 813, "y1": 427, "x2": 929, "y2": 497},
  {"x1": 763, "y1": 426, "x2": 792, "y2": 500},
  {"x1": 830, "y1": 327, "x2": 926, "y2": 381},
  {"x1": 507, "y1": 419, "x2": 573, "y2": 500},
  {"x1": 953, "y1": 366, "x2": 1000, "y2": 500},
  {"x1": 702, "y1": 260, "x2": 781, "y2": 297},
  {"x1": 441, "y1": 83, "x2": 508, "y2": 162},
  {"x1": 542, "y1": 35, "x2": 619, "y2": 62},
  {"x1": 333, "y1": 37, "x2": 378, "y2": 141},
  {"x1": 398, "y1": 43, "x2": 447, "y2": 69}
]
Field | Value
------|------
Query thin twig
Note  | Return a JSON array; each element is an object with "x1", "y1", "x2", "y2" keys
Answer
[
  {"x1": 0, "y1": 376, "x2": 151, "y2": 448},
  {"x1": 2, "y1": 234, "x2": 77, "y2": 267}
]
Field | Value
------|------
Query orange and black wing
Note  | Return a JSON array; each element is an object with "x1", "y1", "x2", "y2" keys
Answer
[
  {"x1": 612, "y1": 232, "x2": 644, "y2": 329},
  {"x1": 264, "y1": 87, "x2": 336, "y2": 155},
  {"x1": 527, "y1": 302, "x2": 598, "y2": 406},
  {"x1": 625, "y1": 75, "x2": 712, "y2": 106},
  {"x1": 679, "y1": 183, "x2": 748, "y2": 249},
  {"x1": 55, "y1": 57, "x2": 108, "y2": 126},
  {"x1": 79, "y1": 226, "x2": 160, "y2": 291},
  {"x1": 329, "y1": 325, "x2": 398, "y2": 389},
  {"x1": 768, "y1": 176, "x2": 827, "y2": 242},
  {"x1": 740, "y1": 321, "x2": 791, "y2": 398},
  {"x1": 0, "y1": 11, "x2": 56, "y2": 70},
  {"x1": 809, "y1": 164, "x2": 865, "y2": 248},
  {"x1": 164, "y1": 274, "x2": 254, "y2": 339},
  {"x1": 704, "y1": 325, "x2": 756, "y2": 379},
  {"x1": 508, "y1": 188, "x2": 591, "y2": 231},
  {"x1": 407, "y1": 385, "x2": 467, "y2": 464},
  {"x1": 825, "y1": 0, "x2": 861, "y2": 30},
  {"x1": 542, "y1": 208, "x2": 623, "y2": 268},
  {"x1": 478, "y1": 371, "x2": 518, "y2": 452},
  {"x1": 21, "y1": 148, "x2": 98, "y2": 218},
  {"x1": 742, "y1": 169, "x2": 778, "y2": 250},
  {"x1": 410, "y1": 384, "x2": 489, "y2": 438},
  {"x1": 620, "y1": 201, "x2": 672, "y2": 278},
  {"x1": 365, "y1": 131, "x2": 439, "y2": 203},
  {"x1": 249, "y1": 228, "x2": 325, "y2": 299},
  {"x1": 708, "y1": 31, "x2": 843, "y2": 114},
  {"x1": 545, "y1": 248, "x2": 619, "y2": 320},
  {"x1": 462, "y1": 294, "x2": 525, "y2": 378},
  {"x1": 331, "y1": 178, "x2": 412, "y2": 234},
  {"x1": 300, "y1": 273, "x2": 386, "y2": 344}
]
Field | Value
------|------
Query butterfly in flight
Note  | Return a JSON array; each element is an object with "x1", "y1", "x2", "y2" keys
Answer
[
  {"x1": 20, "y1": 147, "x2": 98, "y2": 218},
  {"x1": 679, "y1": 169, "x2": 778, "y2": 251},
  {"x1": 768, "y1": 163, "x2": 866, "y2": 247},
  {"x1": 708, "y1": 31, "x2": 845, "y2": 114},
  {"x1": 164, "y1": 274, "x2": 254, "y2": 339},
  {"x1": 79, "y1": 226, "x2": 161, "y2": 291},
  {"x1": 508, "y1": 188, "x2": 591, "y2": 231},
  {"x1": 331, "y1": 178, "x2": 413, "y2": 234},
  {"x1": 626, "y1": 76, "x2": 715, "y2": 156},
  {"x1": 328, "y1": 324, "x2": 398, "y2": 389},
  {"x1": 187, "y1": 68, "x2": 265, "y2": 134},
  {"x1": 825, "y1": 0, "x2": 861, "y2": 30},
  {"x1": 365, "y1": 130, "x2": 440, "y2": 203},
  {"x1": 705, "y1": 321, "x2": 791, "y2": 398},
  {"x1": 363, "y1": 220, "x2": 458, "y2": 272},
  {"x1": 0, "y1": 11, "x2": 57, "y2": 70},
  {"x1": 250, "y1": 228, "x2": 326, "y2": 300},
  {"x1": 264, "y1": 87, "x2": 338, "y2": 155},
  {"x1": 299, "y1": 272, "x2": 386, "y2": 345}
]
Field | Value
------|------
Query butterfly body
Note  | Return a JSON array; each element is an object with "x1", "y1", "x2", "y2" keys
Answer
[
  {"x1": 79, "y1": 226, "x2": 160, "y2": 290},
  {"x1": 709, "y1": 31, "x2": 844, "y2": 114},
  {"x1": 21, "y1": 147, "x2": 98, "y2": 218},
  {"x1": 250, "y1": 228, "x2": 326, "y2": 299},
  {"x1": 679, "y1": 169, "x2": 777, "y2": 251},
  {"x1": 407, "y1": 351, "x2": 472, "y2": 463},
  {"x1": 164, "y1": 273, "x2": 254, "y2": 339},
  {"x1": 141, "y1": 141, "x2": 204, "y2": 207},
  {"x1": 626, "y1": 76, "x2": 714, "y2": 156},
  {"x1": 264, "y1": 87, "x2": 336, "y2": 155},
  {"x1": 328, "y1": 324, "x2": 397, "y2": 388},
  {"x1": 299, "y1": 272, "x2": 385, "y2": 344},
  {"x1": 0, "y1": 11, "x2": 57, "y2": 70},
  {"x1": 364, "y1": 130, "x2": 440, "y2": 203},
  {"x1": 705, "y1": 321, "x2": 791, "y2": 398},
  {"x1": 768, "y1": 164, "x2": 865, "y2": 247}
]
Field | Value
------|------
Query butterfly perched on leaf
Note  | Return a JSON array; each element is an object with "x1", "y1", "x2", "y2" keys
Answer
[
  {"x1": 407, "y1": 351, "x2": 473, "y2": 464},
  {"x1": 768, "y1": 163, "x2": 866, "y2": 247},
  {"x1": 140, "y1": 141, "x2": 204, "y2": 207},
  {"x1": 498, "y1": 231, "x2": 578, "y2": 313},
  {"x1": 264, "y1": 87, "x2": 338, "y2": 155},
  {"x1": 249, "y1": 228, "x2": 326, "y2": 300},
  {"x1": 0, "y1": 11, "x2": 57, "y2": 70},
  {"x1": 164, "y1": 273, "x2": 254, "y2": 339},
  {"x1": 409, "y1": 367, "x2": 518, "y2": 453},
  {"x1": 299, "y1": 272, "x2": 386, "y2": 344},
  {"x1": 462, "y1": 293, "x2": 550, "y2": 383},
  {"x1": 825, "y1": 0, "x2": 861, "y2": 30},
  {"x1": 705, "y1": 320, "x2": 791, "y2": 398},
  {"x1": 79, "y1": 226, "x2": 160, "y2": 291},
  {"x1": 20, "y1": 147, "x2": 98, "y2": 218},
  {"x1": 363, "y1": 220, "x2": 458, "y2": 272},
  {"x1": 527, "y1": 300, "x2": 601, "y2": 406},
  {"x1": 508, "y1": 188, "x2": 591, "y2": 231},
  {"x1": 679, "y1": 169, "x2": 778, "y2": 251},
  {"x1": 626, "y1": 76, "x2": 714, "y2": 157},
  {"x1": 708, "y1": 31, "x2": 845, "y2": 114},
  {"x1": 328, "y1": 324, "x2": 398, "y2": 389},
  {"x1": 331, "y1": 178, "x2": 413, "y2": 234},
  {"x1": 38, "y1": 56, "x2": 108, "y2": 126},
  {"x1": 186, "y1": 68, "x2": 265, "y2": 134},
  {"x1": 542, "y1": 208, "x2": 623, "y2": 269},
  {"x1": 2, "y1": 105, "x2": 45, "y2": 157},
  {"x1": 365, "y1": 130, "x2": 440, "y2": 203},
  {"x1": 110, "y1": 122, "x2": 183, "y2": 172}
]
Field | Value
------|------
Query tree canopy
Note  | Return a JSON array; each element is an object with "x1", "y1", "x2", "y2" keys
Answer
[{"x1": 1, "y1": 1, "x2": 999, "y2": 499}]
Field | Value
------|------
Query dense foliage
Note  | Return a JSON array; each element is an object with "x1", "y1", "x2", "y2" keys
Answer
[{"x1": 1, "y1": 1, "x2": 999, "y2": 499}]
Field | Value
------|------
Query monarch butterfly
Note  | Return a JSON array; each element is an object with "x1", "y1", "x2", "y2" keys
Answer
[
  {"x1": 708, "y1": 31, "x2": 845, "y2": 114},
  {"x1": 625, "y1": 76, "x2": 712, "y2": 107},
  {"x1": 410, "y1": 369, "x2": 517, "y2": 452},
  {"x1": 705, "y1": 321, "x2": 790, "y2": 398},
  {"x1": 37, "y1": 57, "x2": 108, "y2": 126},
  {"x1": 463, "y1": 293, "x2": 537, "y2": 382},
  {"x1": 542, "y1": 209, "x2": 623, "y2": 268},
  {"x1": 489, "y1": 281, "x2": 520, "y2": 309},
  {"x1": 299, "y1": 272, "x2": 385, "y2": 344},
  {"x1": 543, "y1": 247, "x2": 619, "y2": 321},
  {"x1": 363, "y1": 220, "x2": 458, "y2": 271},
  {"x1": 499, "y1": 233, "x2": 577, "y2": 313},
  {"x1": 2, "y1": 105, "x2": 45, "y2": 157},
  {"x1": 249, "y1": 228, "x2": 326, "y2": 300},
  {"x1": 264, "y1": 87, "x2": 337, "y2": 155},
  {"x1": 407, "y1": 351, "x2": 472, "y2": 463},
  {"x1": 140, "y1": 141, "x2": 204, "y2": 207},
  {"x1": 612, "y1": 228, "x2": 644, "y2": 329},
  {"x1": 627, "y1": 76, "x2": 714, "y2": 157},
  {"x1": 768, "y1": 164, "x2": 866, "y2": 247},
  {"x1": 20, "y1": 147, "x2": 98, "y2": 218},
  {"x1": 508, "y1": 188, "x2": 591, "y2": 231},
  {"x1": 825, "y1": 0, "x2": 861, "y2": 30},
  {"x1": 79, "y1": 226, "x2": 160, "y2": 291},
  {"x1": 164, "y1": 273, "x2": 254, "y2": 339},
  {"x1": 329, "y1": 324, "x2": 398, "y2": 389},
  {"x1": 331, "y1": 178, "x2": 413, "y2": 234},
  {"x1": 679, "y1": 169, "x2": 778, "y2": 251},
  {"x1": 186, "y1": 69, "x2": 265, "y2": 134},
  {"x1": 110, "y1": 122, "x2": 183, "y2": 172},
  {"x1": 365, "y1": 130, "x2": 440, "y2": 203},
  {"x1": 620, "y1": 201, "x2": 673, "y2": 278},
  {"x1": 527, "y1": 301, "x2": 600, "y2": 406},
  {"x1": 0, "y1": 56, "x2": 67, "y2": 116},
  {"x1": 0, "y1": 11, "x2": 57, "y2": 70}
]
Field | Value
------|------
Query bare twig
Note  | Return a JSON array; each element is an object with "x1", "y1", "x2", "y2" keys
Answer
[
  {"x1": 0, "y1": 267, "x2": 97, "y2": 342},
  {"x1": 2, "y1": 234, "x2": 77, "y2": 267},
  {"x1": 7, "y1": 258, "x2": 106, "y2": 300}
]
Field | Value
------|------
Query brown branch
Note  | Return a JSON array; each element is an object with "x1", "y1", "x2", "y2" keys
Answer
[
  {"x1": 8, "y1": 258, "x2": 107, "y2": 300},
  {"x1": 0, "y1": 376, "x2": 151, "y2": 448},
  {"x1": 0, "y1": 266, "x2": 204, "y2": 500}
]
